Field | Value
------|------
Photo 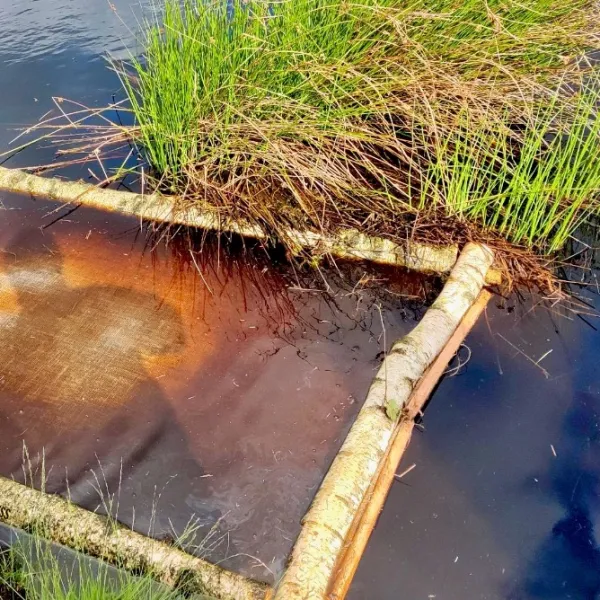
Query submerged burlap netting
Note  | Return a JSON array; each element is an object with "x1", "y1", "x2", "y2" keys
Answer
[
  {"x1": 0, "y1": 204, "x2": 420, "y2": 582},
  {"x1": 0, "y1": 231, "x2": 185, "y2": 428}
]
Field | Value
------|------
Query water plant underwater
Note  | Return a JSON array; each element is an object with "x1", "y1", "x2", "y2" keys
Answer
[{"x1": 13, "y1": 0, "x2": 600, "y2": 287}]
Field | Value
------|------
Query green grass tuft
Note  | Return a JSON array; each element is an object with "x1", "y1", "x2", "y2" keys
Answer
[
  {"x1": 421, "y1": 79, "x2": 600, "y2": 251},
  {"x1": 108, "y1": 0, "x2": 600, "y2": 259},
  {"x1": 0, "y1": 543, "x2": 185, "y2": 600}
]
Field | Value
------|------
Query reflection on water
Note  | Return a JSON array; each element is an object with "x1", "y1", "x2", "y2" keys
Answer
[
  {"x1": 511, "y1": 393, "x2": 600, "y2": 599},
  {"x1": 0, "y1": 0, "x2": 151, "y2": 166},
  {"x1": 0, "y1": 0, "x2": 145, "y2": 63},
  {"x1": 351, "y1": 292, "x2": 600, "y2": 600}
]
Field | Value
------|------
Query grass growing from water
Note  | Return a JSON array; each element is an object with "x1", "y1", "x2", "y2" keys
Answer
[
  {"x1": 0, "y1": 544, "x2": 184, "y2": 600},
  {"x1": 123, "y1": 0, "x2": 586, "y2": 174},
  {"x1": 421, "y1": 81, "x2": 600, "y2": 252},
  {"x1": 113, "y1": 0, "x2": 600, "y2": 261}
]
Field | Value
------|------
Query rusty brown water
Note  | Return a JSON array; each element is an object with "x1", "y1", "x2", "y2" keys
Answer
[
  {"x1": 0, "y1": 189, "x2": 430, "y2": 580},
  {"x1": 0, "y1": 0, "x2": 435, "y2": 581}
]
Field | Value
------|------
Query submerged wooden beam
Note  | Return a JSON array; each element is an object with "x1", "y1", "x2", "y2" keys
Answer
[
  {"x1": 0, "y1": 166, "x2": 458, "y2": 275},
  {"x1": 273, "y1": 242, "x2": 494, "y2": 600},
  {"x1": 0, "y1": 476, "x2": 269, "y2": 600}
]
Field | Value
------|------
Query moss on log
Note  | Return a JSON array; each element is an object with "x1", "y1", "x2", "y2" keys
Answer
[
  {"x1": 0, "y1": 476, "x2": 268, "y2": 600},
  {"x1": 273, "y1": 243, "x2": 494, "y2": 600},
  {"x1": 0, "y1": 166, "x2": 458, "y2": 274}
]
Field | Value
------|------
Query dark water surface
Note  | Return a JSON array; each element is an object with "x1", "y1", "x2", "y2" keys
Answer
[
  {"x1": 350, "y1": 290, "x2": 600, "y2": 599},
  {"x1": 0, "y1": 190, "x2": 427, "y2": 580},
  {"x1": 1, "y1": 1, "x2": 600, "y2": 597}
]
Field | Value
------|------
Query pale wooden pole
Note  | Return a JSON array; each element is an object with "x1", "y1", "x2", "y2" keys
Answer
[
  {"x1": 0, "y1": 477, "x2": 269, "y2": 600},
  {"x1": 273, "y1": 243, "x2": 494, "y2": 600},
  {"x1": 328, "y1": 289, "x2": 492, "y2": 599},
  {"x1": 0, "y1": 166, "x2": 458, "y2": 274}
]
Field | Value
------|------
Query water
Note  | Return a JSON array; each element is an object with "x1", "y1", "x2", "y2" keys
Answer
[
  {"x1": 1, "y1": 0, "x2": 600, "y2": 596},
  {"x1": 0, "y1": 188, "x2": 432, "y2": 580},
  {"x1": 0, "y1": 3, "x2": 433, "y2": 578},
  {"x1": 350, "y1": 286, "x2": 600, "y2": 599}
]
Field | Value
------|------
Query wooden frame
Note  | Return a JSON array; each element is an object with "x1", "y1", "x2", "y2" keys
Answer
[{"x1": 0, "y1": 170, "x2": 496, "y2": 600}]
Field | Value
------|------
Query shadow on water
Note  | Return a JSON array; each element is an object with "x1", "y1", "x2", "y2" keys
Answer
[{"x1": 508, "y1": 392, "x2": 600, "y2": 600}]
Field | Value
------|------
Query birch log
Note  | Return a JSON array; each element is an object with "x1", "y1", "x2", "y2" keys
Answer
[
  {"x1": 0, "y1": 476, "x2": 268, "y2": 600},
  {"x1": 328, "y1": 289, "x2": 493, "y2": 599},
  {"x1": 274, "y1": 242, "x2": 494, "y2": 600},
  {"x1": 0, "y1": 166, "x2": 457, "y2": 274}
]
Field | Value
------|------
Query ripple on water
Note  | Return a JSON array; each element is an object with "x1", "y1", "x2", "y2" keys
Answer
[{"x1": 0, "y1": 0, "x2": 154, "y2": 64}]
